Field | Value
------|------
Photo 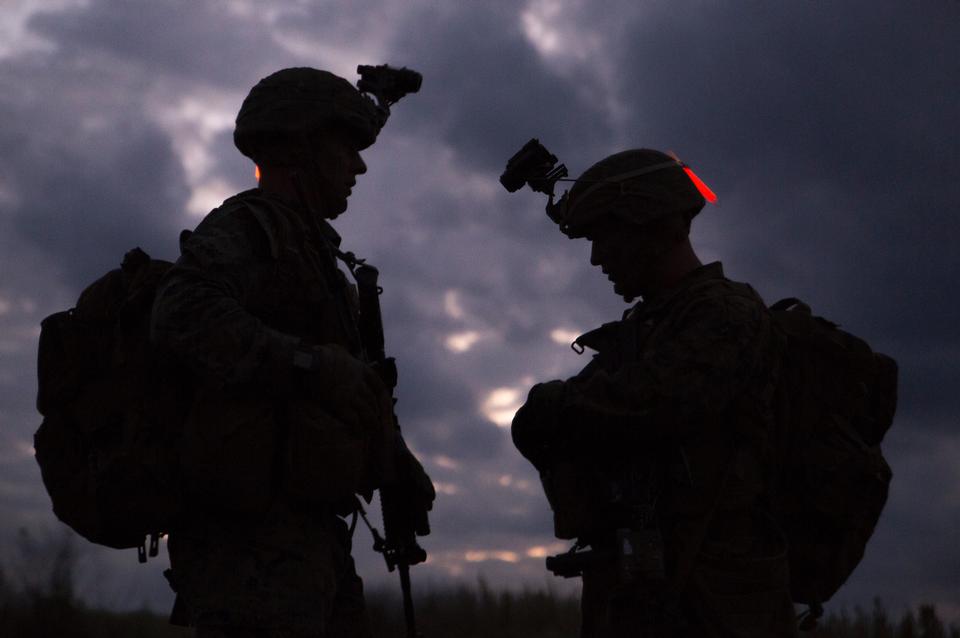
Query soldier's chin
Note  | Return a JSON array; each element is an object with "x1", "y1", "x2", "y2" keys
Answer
[
  {"x1": 613, "y1": 280, "x2": 638, "y2": 302},
  {"x1": 323, "y1": 195, "x2": 349, "y2": 219}
]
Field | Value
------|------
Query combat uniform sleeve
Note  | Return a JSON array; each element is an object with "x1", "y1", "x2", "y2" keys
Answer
[
  {"x1": 151, "y1": 205, "x2": 299, "y2": 391},
  {"x1": 561, "y1": 291, "x2": 776, "y2": 444}
]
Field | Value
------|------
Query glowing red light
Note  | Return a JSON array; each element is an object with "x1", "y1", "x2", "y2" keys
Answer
[
  {"x1": 255, "y1": 165, "x2": 261, "y2": 181},
  {"x1": 683, "y1": 166, "x2": 718, "y2": 204}
]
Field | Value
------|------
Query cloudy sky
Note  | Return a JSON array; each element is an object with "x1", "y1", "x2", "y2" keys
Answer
[{"x1": 1, "y1": 0, "x2": 958, "y2": 620}]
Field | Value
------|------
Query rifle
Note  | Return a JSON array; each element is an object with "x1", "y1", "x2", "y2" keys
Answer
[{"x1": 345, "y1": 256, "x2": 434, "y2": 638}]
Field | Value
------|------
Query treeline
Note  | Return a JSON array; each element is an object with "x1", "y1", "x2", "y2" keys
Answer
[
  {"x1": 0, "y1": 572, "x2": 580, "y2": 638},
  {"x1": 807, "y1": 599, "x2": 960, "y2": 638},
  {"x1": 374, "y1": 589, "x2": 960, "y2": 638},
  {"x1": 4, "y1": 584, "x2": 958, "y2": 638},
  {"x1": 1, "y1": 530, "x2": 956, "y2": 637}
]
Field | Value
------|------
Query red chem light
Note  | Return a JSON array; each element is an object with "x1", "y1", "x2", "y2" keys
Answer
[{"x1": 683, "y1": 166, "x2": 718, "y2": 204}]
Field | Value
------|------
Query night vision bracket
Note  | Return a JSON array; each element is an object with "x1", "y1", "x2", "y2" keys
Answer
[
  {"x1": 356, "y1": 64, "x2": 422, "y2": 129},
  {"x1": 500, "y1": 138, "x2": 719, "y2": 234},
  {"x1": 499, "y1": 138, "x2": 568, "y2": 198},
  {"x1": 499, "y1": 138, "x2": 575, "y2": 227}
]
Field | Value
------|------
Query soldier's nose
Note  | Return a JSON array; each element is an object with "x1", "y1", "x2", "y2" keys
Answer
[
  {"x1": 353, "y1": 153, "x2": 367, "y2": 176},
  {"x1": 590, "y1": 242, "x2": 603, "y2": 267}
]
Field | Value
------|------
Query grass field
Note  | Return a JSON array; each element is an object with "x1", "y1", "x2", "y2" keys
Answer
[
  {"x1": 2, "y1": 529, "x2": 956, "y2": 637},
  {"x1": 3, "y1": 578, "x2": 958, "y2": 637}
]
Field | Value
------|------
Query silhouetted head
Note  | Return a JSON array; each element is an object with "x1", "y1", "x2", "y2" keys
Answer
[
  {"x1": 560, "y1": 149, "x2": 705, "y2": 238},
  {"x1": 234, "y1": 67, "x2": 380, "y2": 218},
  {"x1": 565, "y1": 149, "x2": 707, "y2": 301},
  {"x1": 235, "y1": 67, "x2": 382, "y2": 160}
]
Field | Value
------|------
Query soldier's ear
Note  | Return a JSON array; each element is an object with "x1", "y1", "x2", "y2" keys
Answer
[{"x1": 669, "y1": 212, "x2": 692, "y2": 242}]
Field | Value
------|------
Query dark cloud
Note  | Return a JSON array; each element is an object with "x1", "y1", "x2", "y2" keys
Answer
[
  {"x1": 628, "y1": 4, "x2": 958, "y2": 292},
  {"x1": 10, "y1": 122, "x2": 189, "y2": 289},
  {"x1": 390, "y1": 3, "x2": 617, "y2": 174},
  {"x1": 394, "y1": 353, "x2": 476, "y2": 421},
  {"x1": 0, "y1": 53, "x2": 192, "y2": 290},
  {"x1": 892, "y1": 349, "x2": 959, "y2": 432},
  {"x1": 28, "y1": 0, "x2": 290, "y2": 87}
]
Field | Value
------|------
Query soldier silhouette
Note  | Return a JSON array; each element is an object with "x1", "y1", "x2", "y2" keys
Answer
[
  {"x1": 152, "y1": 67, "x2": 434, "y2": 638},
  {"x1": 510, "y1": 148, "x2": 798, "y2": 637}
]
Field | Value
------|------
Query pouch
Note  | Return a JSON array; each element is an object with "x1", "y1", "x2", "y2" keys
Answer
[
  {"x1": 180, "y1": 390, "x2": 278, "y2": 515},
  {"x1": 282, "y1": 399, "x2": 367, "y2": 507}
]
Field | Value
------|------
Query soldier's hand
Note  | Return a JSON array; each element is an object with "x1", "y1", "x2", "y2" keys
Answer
[
  {"x1": 300, "y1": 344, "x2": 389, "y2": 432},
  {"x1": 512, "y1": 380, "x2": 565, "y2": 468},
  {"x1": 397, "y1": 437, "x2": 436, "y2": 514}
]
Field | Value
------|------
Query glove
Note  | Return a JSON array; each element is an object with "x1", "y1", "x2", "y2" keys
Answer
[
  {"x1": 298, "y1": 343, "x2": 389, "y2": 436},
  {"x1": 396, "y1": 435, "x2": 436, "y2": 515},
  {"x1": 379, "y1": 434, "x2": 436, "y2": 554},
  {"x1": 511, "y1": 379, "x2": 565, "y2": 469}
]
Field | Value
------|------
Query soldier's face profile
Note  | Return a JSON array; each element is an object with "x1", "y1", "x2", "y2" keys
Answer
[
  {"x1": 306, "y1": 129, "x2": 367, "y2": 218},
  {"x1": 588, "y1": 217, "x2": 637, "y2": 298},
  {"x1": 588, "y1": 214, "x2": 669, "y2": 300}
]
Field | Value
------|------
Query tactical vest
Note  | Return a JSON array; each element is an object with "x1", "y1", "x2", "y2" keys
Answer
[
  {"x1": 535, "y1": 269, "x2": 781, "y2": 604},
  {"x1": 240, "y1": 193, "x2": 363, "y2": 356},
  {"x1": 555, "y1": 272, "x2": 794, "y2": 636},
  {"x1": 176, "y1": 192, "x2": 372, "y2": 515},
  {"x1": 548, "y1": 274, "x2": 774, "y2": 533}
]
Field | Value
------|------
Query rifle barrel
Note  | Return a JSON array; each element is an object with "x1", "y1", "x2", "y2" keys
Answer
[{"x1": 399, "y1": 562, "x2": 418, "y2": 637}]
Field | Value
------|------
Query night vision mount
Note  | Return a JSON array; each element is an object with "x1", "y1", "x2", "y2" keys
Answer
[
  {"x1": 500, "y1": 138, "x2": 719, "y2": 236},
  {"x1": 356, "y1": 64, "x2": 422, "y2": 129},
  {"x1": 499, "y1": 138, "x2": 573, "y2": 227},
  {"x1": 499, "y1": 138, "x2": 568, "y2": 197}
]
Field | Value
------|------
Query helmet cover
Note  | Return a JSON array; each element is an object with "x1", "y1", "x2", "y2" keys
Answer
[
  {"x1": 556, "y1": 149, "x2": 706, "y2": 238},
  {"x1": 234, "y1": 67, "x2": 384, "y2": 163}
]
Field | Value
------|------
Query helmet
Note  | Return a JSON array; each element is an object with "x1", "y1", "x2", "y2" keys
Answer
[
  {"x1": 555, "y1": 149, "x2": 706, "y2": 238},
  {"x1": 234, "y1": 67, "x2": 384, "y2": 164}
]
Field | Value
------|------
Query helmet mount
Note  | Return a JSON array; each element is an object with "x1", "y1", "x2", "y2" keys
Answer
[
  {"x1": 234, "y1": 65, "x2": 421, "y2": 165},
  {"x1": 500, "y1": 140, "x2": 718, "y2": 238}
]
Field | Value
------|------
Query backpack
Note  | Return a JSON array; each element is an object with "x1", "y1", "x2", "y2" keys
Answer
[
  {"x1": 768, "y1": 298, "x2": 897, "y2": 621},
  {"x1": 34, "y1": 247, "x2": 191, "y2": 562}
]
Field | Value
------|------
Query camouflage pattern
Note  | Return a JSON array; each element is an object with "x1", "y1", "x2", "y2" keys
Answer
[
  {"x1": 151, "y1": 189, "x2": 376, "y2": 636},
  {"x1": 513, "y1": 262, "x2": 798, "y2": 638}
]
